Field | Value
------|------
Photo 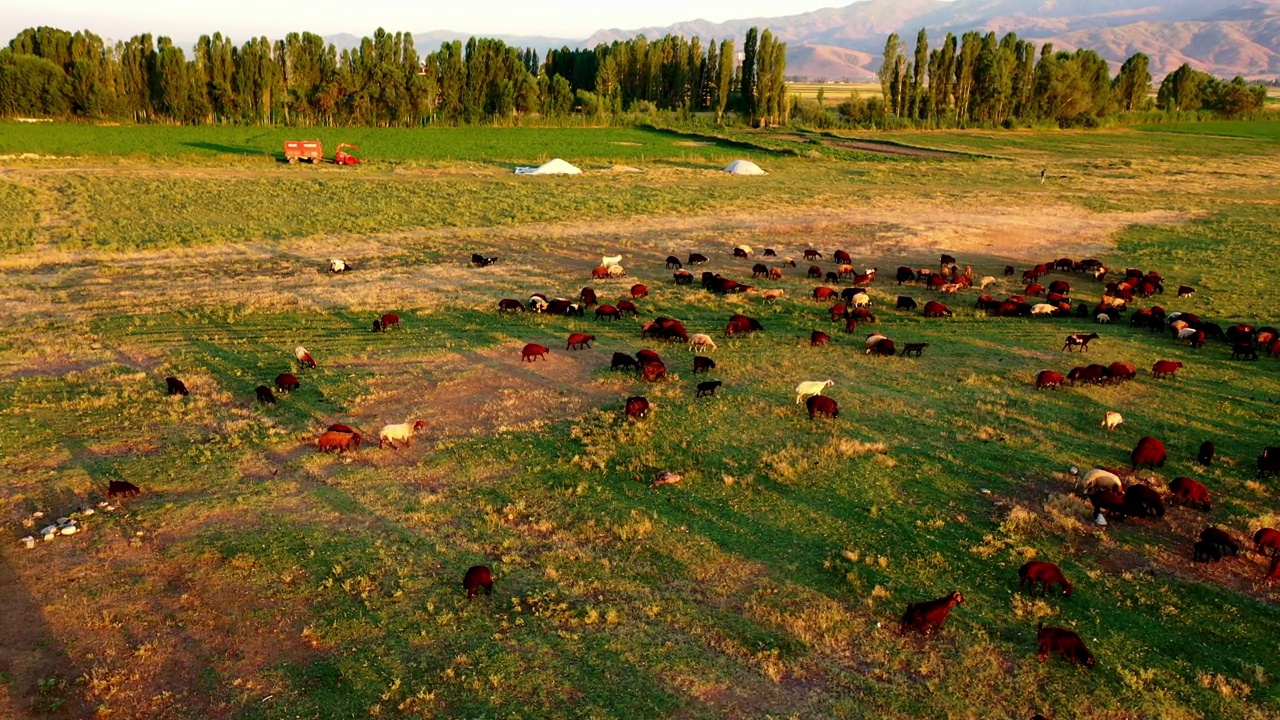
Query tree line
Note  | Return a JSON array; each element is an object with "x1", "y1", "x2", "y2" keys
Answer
[
  {"x1": 0, "y1": 25, "x2": 788, "y2": 126},
  {"x1": 862, "y1": 29, "x2": 1268, "y2": 128}
]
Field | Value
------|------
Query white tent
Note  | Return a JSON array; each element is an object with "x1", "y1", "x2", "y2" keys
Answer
[
  {"x1": 723, "y1": 159, "x2": 767, "y2": 176},
  {"x1": 515, "y1": 158, "x2": 582, "y2": 175}
]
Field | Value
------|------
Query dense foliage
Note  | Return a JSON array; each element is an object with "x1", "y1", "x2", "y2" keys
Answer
[{"x1": 0, "y1": 26, "x2": 788, "y2": 127}]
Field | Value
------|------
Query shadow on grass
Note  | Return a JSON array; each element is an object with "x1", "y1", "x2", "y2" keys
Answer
[{"x1": 180, "y1": 141, "x2": 271, "y2": 157}]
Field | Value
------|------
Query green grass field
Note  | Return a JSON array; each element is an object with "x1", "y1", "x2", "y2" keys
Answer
[{"x1": 2, "y1": 120, "x2": 1280, "y2": 719}]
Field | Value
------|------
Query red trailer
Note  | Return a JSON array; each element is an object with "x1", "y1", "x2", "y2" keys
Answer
[{"x1": 284, "y1": 140, "x2": 323, "y2": 164}]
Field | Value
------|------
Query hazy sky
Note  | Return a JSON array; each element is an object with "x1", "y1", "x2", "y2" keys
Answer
[{"x1": 3, "y1": 1, "x2": 849, "y2": 43}]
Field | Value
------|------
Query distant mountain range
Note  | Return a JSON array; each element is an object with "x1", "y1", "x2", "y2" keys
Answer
[{"x1": 327, "y1": 0, "x2": 1280, "y2": 81}]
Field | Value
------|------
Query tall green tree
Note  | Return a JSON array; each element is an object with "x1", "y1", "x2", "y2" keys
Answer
[
  {"x1": 741, "y1": 27, "x2": 759, "y2": 121},
  {"x1": 1112, "y1": 53, "x2": 1151, "y2": 112}
]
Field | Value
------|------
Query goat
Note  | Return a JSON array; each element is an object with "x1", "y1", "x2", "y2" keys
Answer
[{"x1": 794, "y1": 380, "x2": 834, "y2": 404}]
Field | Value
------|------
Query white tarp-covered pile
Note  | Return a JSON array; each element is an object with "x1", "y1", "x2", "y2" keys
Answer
[
  {"x1": 515, "y1": 158, "x2": 582, "y2": 175},
  {"x1": 723, "y1": 159, "x2": 767, "y2": 175}
]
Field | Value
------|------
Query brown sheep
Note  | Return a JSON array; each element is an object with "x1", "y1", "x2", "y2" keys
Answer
[
  {"x1": 317, "y1": 430, "x2": 361, "y2": 453},
  {"x1": 595, "y1": 304, "x2": 621, "y2": 321},
  {"x1": 463, "y1": 565, "x2": 494, "y2": 599},
  {"x1": 641, "y1": 360, "x2": 667, "y2": 382},
  {"x1": 1035, "y1": 370, "x2": 1066, "y2": 390},
  {"x1": 107, "y1": 480, "x2": 141, "y2": 498},
  {"x1": 1254, "y1": 528, "x2": 1280, "y2": 557},
  {"x1": 1169, "y1": 477, "x2": 1211, "y2": 511},
  {"x1": 1018, "y1": 561, "x2": 1073, "y2": 597},
  {"x1": 922, "y1": 301, "x2": 952, "y2": 318},
  {"x1": 901, "y1": 342, "x2": 929, "y2": 358},
  {"x1": 566, "y1": 333, "x2": 596, "y2": 350},
  {"x1": 521, "y1": 343, "x2": 549, "y2": 362},
  {"x1": 275, "y1": 373, "x2": 300, "y2": 392},
  {"x1": 811, "y1": 330, "x2": 831, "y2": 347},
  {"x1": 165, "y1": 376, "x2": 189, "y2": 396},
  {"x1": 806, "y1": 395, "x2": 839, "y2": 419},
  {"x1": 899, "y1": 591, "x2": 963, "y2": 636},
  {"x1": 625, "y1": 396, "x2": 651, "y2": 419},
  {"x1": 631, "y1": 283, "x2": 649, "y2": 299},
  {"x1": 1036, "y1": 624, "x2": 1095, "y2": 668},
  {"x1": 1130, "y1": 436, "x2": 1167, "y2": 471},
  {"x1": 1151, "y1": 360, "x2": 1182, "y2": 379}
]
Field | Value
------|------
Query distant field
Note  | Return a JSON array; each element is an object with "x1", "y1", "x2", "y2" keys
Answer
[
  {"x1": 789, "y1": 82, "x2": 881, "y2": 101},
  {"x1": 1136, "y1": 120, "x2": 1280, "y2": 141}
]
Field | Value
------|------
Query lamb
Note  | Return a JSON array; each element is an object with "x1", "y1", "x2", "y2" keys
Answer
[
  {"x1": 498, "y1": 298, "x2": 524, "y2": 312},
  {"x1": 1062, "y1": 333, "x2": 1099, "y2": 352},
  {"x1": 295, "y1": 346, "x2": 316, "y2": 369},
  {"x1": 1169, "y1": 476, "x2": 1211, "y2": 511},
  {"x1": 806, "y1": 395, "x2": 839, "y2": 419},
  {"x1": 463, "y1": 565, "x2": 494, "y2": 599},
  {"x1": 688, "y1": 252, "x2": 708, "y2": 265},
  {"x1": 470, "y1": 254, "x2": 497, "y2": 267},
  {"x1": 811, "y1": 330, "x2": 831, "y2": 347},
  {"x1": 696, "y1": 380, "x2": 722, "y2": 397},
  {"x1": 1018, "y1": 561, "x2": 1073, "y2": 597},
  {"x1": 1036, "y1": 624, "x2": 1095, "y2": 668},
  {"x1": 1199, "y1": 527, "x2": 1239, "y2": 556},
  {"x1": 795, "y1": 380, "x2": 834, "y2": 404},
  {"x1": 1101, "y1": 411, "x2": 1124, "y2": 431},
  {"x1": 521, "y1": 343, "x2": 549, "y2": 362},
  {"x1": 625, "y1": 396, "x2": 651, "y2": 419},
  {"x1": 1151, "y1": 360, "x2": 1183, "y2": 379},
  {"x1": 901, "y1": 342, "x2": 929, "y2": 358},
  {"x1": 379, "y1": 420, "x2": 426, "y2": 449},
  {"x1": 899, "y1": 591, "x2": 964, "y2": 636},
  {"x1": 255, "y1": 385, "x2": 277, "y2": 404},
  {"x1": 329, "y1": 258, "x2": 349, "y2": 273},
  {"x1": 107, "y1": 480, "x2": 141, "y2": 498},
  {"x1": 631, "y1": 283, "x2": 649, "y2": 299},
  {"x1": 1130, "y1": 436, "x2": 1167, "y2": 470},
  {"x1": 693, "y1": 356, "x2": 716, "y2": 374},
  {"x1": 1253, "y1": 528, "x2": 1280, "y2": 556},
  {"x1": 607, "y1": 264, "x2": 626, "y2": 278},
  {"x1": 688, "y1": 334, "x2": 718, "y2": 353},
  {"x1": 1096, "y1": 313, "x2": 1111, "y2": 324},
  {"x1": 611, "y1": 352, "x2": 639, "y2": 371},
  {"x1": 763, "y1": 289, "x2": 785, "y2": 303},
  {"x1": 317, "y1": 430, "x2": 361, "y2": 453},
  {"x1": 1198, "y1": 441, "x2": 1215, "y2": 466},
  {"x1": 601, "y1": 254, "x2": 622, "y2": 268},
  {"x1": 165, "y1": 376, "x2": 189, "y2": 396},
  {"x1": 1082, "y1": 468, "x2": 1123, "y2": 494},
  {"x1": 275, "y1": 373, "x2": 300, "y2": 392},
  {"x1": 566, "y1": 333, "x2": 596, "y2": 350}
]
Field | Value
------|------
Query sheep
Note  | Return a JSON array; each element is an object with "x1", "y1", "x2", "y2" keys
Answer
[
  {"x1": 528, "y1": 296, "x2": 549, "y2": 313},
  {"x1": 1101, "y1": 411, "x2": 1123, "y2": 431},
  {"x1": 901, "y1": 342, "x2": 928, "y2": 358},
  {"x1": 1130, "y1": 436, "x2": 1167, "y2": 471},
  {"x1": 566, "y1": 333, "x2": 596, "y2": 350},
  {"x1": 811, "y1": 330, "x2": 831, "y2": 347},
  {"x1": 1095, "y1": 313, "x2": 1111, "y2": 325},
  {"x1": 275, "y1": 373, "x2": 300, "y2": 392},
  {"x1": 380, "y1": 313, "x2": 400, "y2": 330},
  {"x1": 327, "y1": 423, "x2": 359, "y2": 434},
  {"x1": 673, "y1": 269, "x2": 694, "y2": 285},
  {"x1": 625, "y1": 396, "x2": 651, "y2": 419},
  {"x1": 498, "y1": 298, "x2": 524, "y2": 312},
  {"x1": 470, "y1": 254, "x2": 497, "y2": 267},
  {"x1": 595, "y1": 305, "x2": 621, "y2": 321},
  {"x1": 1036, "y1": 624, "x2": 1095, "y2": 668},
  {"x1": 295, "y1": 346, "x2": 316, "y2": 369},
  {"x1": 665, "y1": 255, "x2": 683, "y2": 269},
  {"x1": 1003, "y1": 265, "x2": 1015, "y2": 276},
  {"x1": 1108, "y1": 362, "x2": 1137, "y2": 382},
  {"x1": 752, "y1": 263, "x2": 769, "y2": 278},
  {"x1": 379, "y1": 420, "x2": 426, "y2": 449},
  {"x1": 899, "y1": 591, "x2": 964, "y2": 636},
  {"x1": 807, "y1": 265, "x2": 823, "y2": 279},
  {"x1": 329, "y1": 258, "x2": 349, "y2": 273},
  {"x1": 1232, "y1": 341, "x2": 1259, "y2": 361},
  {"x1": 1198, "y1": 440, "x2": 1215, "y2": 466},
  {"x1": 1035, "y1": 370, "x2": 1066, "y2": 390},
  {"x1": 851, "y1": 292, "x2": 872, "y2": 308},
  {"x1": 165, "y1": 376, "x2": 189, "y2": 396},
  {"x1": 463, "y1": 565, "x2": 494, "y2": 599},
  {"x1": 255, "y1": 385, "x2": 277, "y2": 404},
  {"x1": 107, "y1": 480, "x2": 141, "y2": 498},
  {"x1": 1124, "y1": 484, "x2": 1165, "y2": 519},
  {"x1": 696, "y1": 380, "x2": 722, "y2": 397},
  {"x1": 636, "y1": 349, "x2": 662, "y2": 366},
  {"x1": 1062, "y1": 333, "x2": 1099, "y2": 352},
  {"x1": 922, "y1": 301, "x2": 951, "y2": 318},
  {"x1": 868, "y1": 338, "x2": 896, "y2": 356},
  {"x1": 1200, "y1": 527, "x2": 1239, "y2": 556},
  {"x1": 806, "y1": 395, "x2": 839, "y2": 419},
  {"x1": 521, "y1": 343, "x2": 549, "y2": 362},
  {"x1": 1194, "y1": 539, "x2": 1222, "y2": 562},
  {"x1": 1032, "y1": 303, "x2": 1057, "y2": 317},
  {"x1": 688, "y1": 334, "x2": 718, "y2": 353},
  {"x1": 844, "y1": 316, "x2": 858, "y2": 334},
  {"x1": 1018, "y1": 561, "x2": 1073, "y2": 597},
  {"x1": 688, "y1": 252, "x2": 708, "y2": 265},
  {"x1": 813, "y1": 286, "x2": 838, "y2": 301},
  {"x1": 611, "y1": 352, "x2": 639, "y2": 371},
  {"x1": 641, "y1": 361, "x2": 667, "y2": 382},
  {"x1": 833, "y1": 249, "x2": 852, "y2": 263},
  {"x1": 601, "y1": 254, "x2": 622, "y2": 268},
  {"x1": 631, "y1": 283, "x2": 649, "y2": 299},
  {"x1": 607, "y1": 264, "x2": 626, "y2": 278},
  {"x1": 979, "y1": 276, "x2": 996, "y2": 289},
  {"x1": 804, "y1": 249, "x2": 823, "y2": 260},
  {"x1": 864, "y1": 332, "x2": 887, "y2": 349},
  {"x1": 939, "y1": 283, "x2": 961, "y2": 295},
  {"x1": 317, "y1": 430, "x2": 361, "y2": 453},
  {"x1": 763, "y1": 248, "x2": 777, "y2": 257},
  {"x1": 693, "y1": 356, "x2": 716, "y2": 374},
  {"x1": 1169, "y1": 476, "x2": 1211, "y2": 511},
  {"x1": 724, "y1": 314, "x2": 763, "y2": 338},
  {"x1": 733, "y1": 245, "x2": 753, "y2": 258},
  {"x1": 1258, "y1": 446, "x2": 1280, "y2": 478},
  {"x1": 1151, "y1": 360, "x2": 1182, "y2": 379},
  {"x1": 1091, "y1": 489, "x2": 1128, "y2": 522},
  {"x1": 1269, "y1": 556, "x2": 1280, "y2": 581},
  {"x1": 769, "y1": 266, "x2": 783, "y2": 279},
  {"x1": 1178, "y1": 285, "x2": 1195, "y2": 298},
  {"x1": 795, "y1": 380, "x2": 834, "y2": 404},
  {"x1": 896, "y1": 296, "x2": 918, "y2": 310},
  {"x1": 1253, "y1": 528, "x2": 1280, "y2": 556},
  {"x1": 763, "y1": 289, "x2": 785, "y2": 303},
  {"x1": 829, "y1": 303, "x2": 849, "y2": 322},
  {"x1": 1082, "y1": 468, "x2": 1123, "y2": 494}
]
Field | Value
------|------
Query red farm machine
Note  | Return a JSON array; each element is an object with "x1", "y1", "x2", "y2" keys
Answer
[{"x1": 283, "y1": 141, "x2": 361, "y2": 165}]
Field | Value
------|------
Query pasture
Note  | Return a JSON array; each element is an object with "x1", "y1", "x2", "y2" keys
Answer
[{"x1": 2, "y1": 121, "x2": 1280, "y2": 719}]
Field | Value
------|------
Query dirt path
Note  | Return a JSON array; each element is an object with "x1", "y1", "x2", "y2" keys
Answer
[{"x1": 823, "y1": 138, "x2": 975, "y2": 158}]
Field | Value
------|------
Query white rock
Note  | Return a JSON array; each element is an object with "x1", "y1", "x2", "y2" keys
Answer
[
  {"x1": 81, "y1": 508, "x2": 95, "y2": 516},
  {"x1": 60, "y1": 525, "x2": 79, "y2": 535},
  {"x1": 43, "y1": 532, "x2": 56, "y2": 542},
  {"x1": 40, "y1": 524, "x2": 58, "y2": 536},
  {"x1": 1094, "y1": 513, "x2": 1108, "y2": 527},
  {"x1": 20, "y1": 536, "x2": 36, "y2": 549},
  {"x1": 1070, "y1": 466, "x2": 1079, "y2": 475},
  {"x1": 98, "y1": 502, "x2": 109, "y2": 508},
  {"x1": 32, "y1": 511, "x2": 44, "y2": 518}
]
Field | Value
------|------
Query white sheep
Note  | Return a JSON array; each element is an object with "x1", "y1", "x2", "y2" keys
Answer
[
  {"x1": 529, "y1": 296, "x2": 548, "y2": 313},
  {"x1": 1096, "y1": 313, "x2": 1111, "y2": 324},
  {"x1": 763, "y1": 289, "x2": 784, "y2": 303},
  {"x1": 851, "y1": 292, "x2": 872, "y2": 308},
  {"x1": 329, "y1": 258, "x2": 348, "y2": 273},
  {"x1": 1177, "y1": 327, "x2": 1199, "y2": 341},
  {"x1": 940, "y1": 283, "x2": 961, "y2": 294},
  {"x1": 794, "y1": 380, "x2": 834, "y2": 404},
  {"x1": 688, "y1": 334, "x2": 718, "y2": 353},
  {"x1": 865, "y1": 332, "x2": 887, "y2": 349},
  {"x1": 980, "y1": 276, "x2": 996, "y2": 289},
  {"x1": 602, "y1": 254, "x2": 622, "y2": 268},
  {"x1": 607, "y1": 264, "x2": 626, "y2": 278},
  {"x1": 1101, "y1": 411, "x2": 1124, "y2": 431},
  {"x1": 1082, "y1": 467, "x2": 1123, "y2": 494},
  {"x1": 1031, "y1": 303, "x2": 1057, "y2": 316},
  {"x1": 380, "y1": 420, "x2": 426, "y2": 449}
]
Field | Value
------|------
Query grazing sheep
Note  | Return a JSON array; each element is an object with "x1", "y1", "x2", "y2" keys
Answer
[
  {"x1": 1253, "y1": 528, "x2": 1280, "y2": 556},
  {"x1": 1036, "y1": 624, "x2": 1095, "y2": 668},
  {"x1": 696, "y1": 380, "x2": 722, "y2": 397},
  {"x1": 1108, "y1": 362, "x2": 1136, "y2": 382},
  {"x1": 900, "y1": 591, "x2": 964, "y2": 636},
  {"x1": 1101, "y1": 411, "x2": 1123, "y2": 431},
  {"x1": 295, "y1": 346, "x2": 316, "y2": 369},
  {"x1": 724, "y1": 314, "x2": 764, "y2": 338},
  {"x1": 844, "y1": 316, "x2": 858, "y2": 334},
  {"x1": 1003, "y1": 265, "x2": 1015, "y2": 276},
  {"x1": 896, "y1": 296, "x2": 918, "y2": 310},
  {"x1": 641, "y1": 360, "x2": 667, "y2": 382},
  {"x1": 1062, "y1": 333, "x2": 1099, "y2": 352},
  {"x1": 851, "y1": 292, "x2": 872, "y2": 308},
  {"x1": 834, "y1": 249, "x2": 852, "y2": 263},
  {"x1": 625, "y1": 396, "x2": 651, "y2": 419},
  {"x1": 666, "y1": 255, "x2": 683, "y2": 269},
  {"x1": 1178, "y1": 285, "x2": 1195, "y2": 298},
  {"x1": 868, "y1": 338, "x2": 896, "y2": 356},
  {"x1": 1124, "y1": 484, "x2": 1165, "y2": 519},
  {"x1": 595, "y1": 305, "x2": 621, "y2": 321},
  {"x1": 807, "y1": 265, "x2": 823, "y2": 279},
  {"x1": 1151, "y1": 360, "x2": 1183, "y2": 379},
  {"x1": 255, "y1": 385, "x2": 277, "y2": 404},
  {"x1": 1032, "y1": 303, "x2": 1057, "y2": 317},
  {"x1": 380, "y1": 313, "x2": 400, "y2": 330},
  {"x1": 922, "y1": 301, "x2": 951, "y2": 318},
  {"x1": 1169, "y1": 476, "x2": 1211, "y2": 511},
  {"x1": 566, "y1": 333, "x2": 596, "y2": 350},
  {"x1": 693, "y1": 356, "x2": 716, "y2": 374},
  {"x1": 498, "y1": 298, "x2": 524, "y2": 312},
  {"x1": 379, "y1": 420, "x2": 426, "y2": 449},
  {"x1": 1200, "y1": 527, "x2": 1239, "y2": 556},
  {"x1": 733, "y1": 245, "x2": 753, "y2": 258},
  {"x1": 864, "y1": 332, "x2": 887, "y2": 349},
  {"x1": 1095, "y1": 313, "x2": 1111, "y2": 324},
  {"x1": 763, "y1": 248, "x2": 777, "y2": 257},
  {"x1": 631, "y1": 283, "x2": 649, "y2": 299},
  {"x1": 165, "y1": 376, "x2": 189, "y2": 396},
  {"x1": 688, "y1": 252, "x2": 708, "y2": 265},
  {"x1": 317, "y1": 430, "x2": 361, "y2": 453},
  {"x1": 636, "y1": 349, "x2": 662, "y2": 366},
  {"x1": 1193, "y1": 539, "x2": 1222, "y2": 562},
  {"x1": 1130, "y1": 436, "x2": 1167, "y2": 471},
  {"x1": 752, "y1": 263, "x2": 769, "y2": 278},
  {"x1": 1232, "y1": 341, "x2": 1259, "y2": 361},
  {"x1": 1035, "y1": 370, "x2": 1066, "y2": 390},
  {"x1": 107, "y1": 480, "x2": 141, "y2": 498},
  {"x1": 806, "y1": 395, "x2": 839, "y2": 419},
  {"x1": 470, "y1": 254, "x2": 497, "y2": 267},
  {"x1": 763, "y1": 289, "x2": 785, "y2": 303},
  {"x1": 795, "y1": 380, "x2": 834, "y2": 404},
  {"x1": 1257, "y1": 446, "x2": 1280, "y2": 478},
  {"x1": 611, "y1": 352, "x2": 639, "y2": 371},
  {"x1": 521, "y1": 343, "x2": 549, "y2": 362},
  {"x1": 463, "y1": 565, "x2": 494, "y2": 599},
  {"x1": 329, "y1": 258, "x2": 349, "y2": 273},
  {"x1": 1269, "y1": 556, "x2": 1280, "y2": 581},
  {"x1": 813, "y1": 286, "x2": 837, "y2": 301},
  {"x1": 607, "y1": 264, "x2": 626, "y2": 278},
  {"x1": 275, "y1": 373, "x2": 300, "y2": 392},
  {"x1": 829, "y1": 303, "x2": 849, "y2": 322},
  {"x1": 1198, "y1": 440, "x2": 1215, "y2": 466},
  {"x1": 979, "y1": 276, "x2": 996, "y2": 289},
  {"x1": 688, "y1": 334, "x2": 718, "y2": 353},
  {"x1": 902, "y1": 342, "x2": 929, "y2": 358},
  {"x1": 1091, "y1": 489, "x2": 1128, "y2": 522},
  {"x1": 580, "y1": 287, "x2": 598, "y2": 306},
  {"x1": 601, "y1": 254, "x2": 622, "y2": 268},
  {"x1": 811, "y1": 330, "x2": 831, "y2": 347},
  {"x1": 1018, "y1": 561, "x2": 1073, "y2": 597},
  {"x1": 1082, "y1": 468, "x2": 1123, "y2": 495},
  {"x1": 804, "y1": 249, "x2": 823, "y2": 260}
]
